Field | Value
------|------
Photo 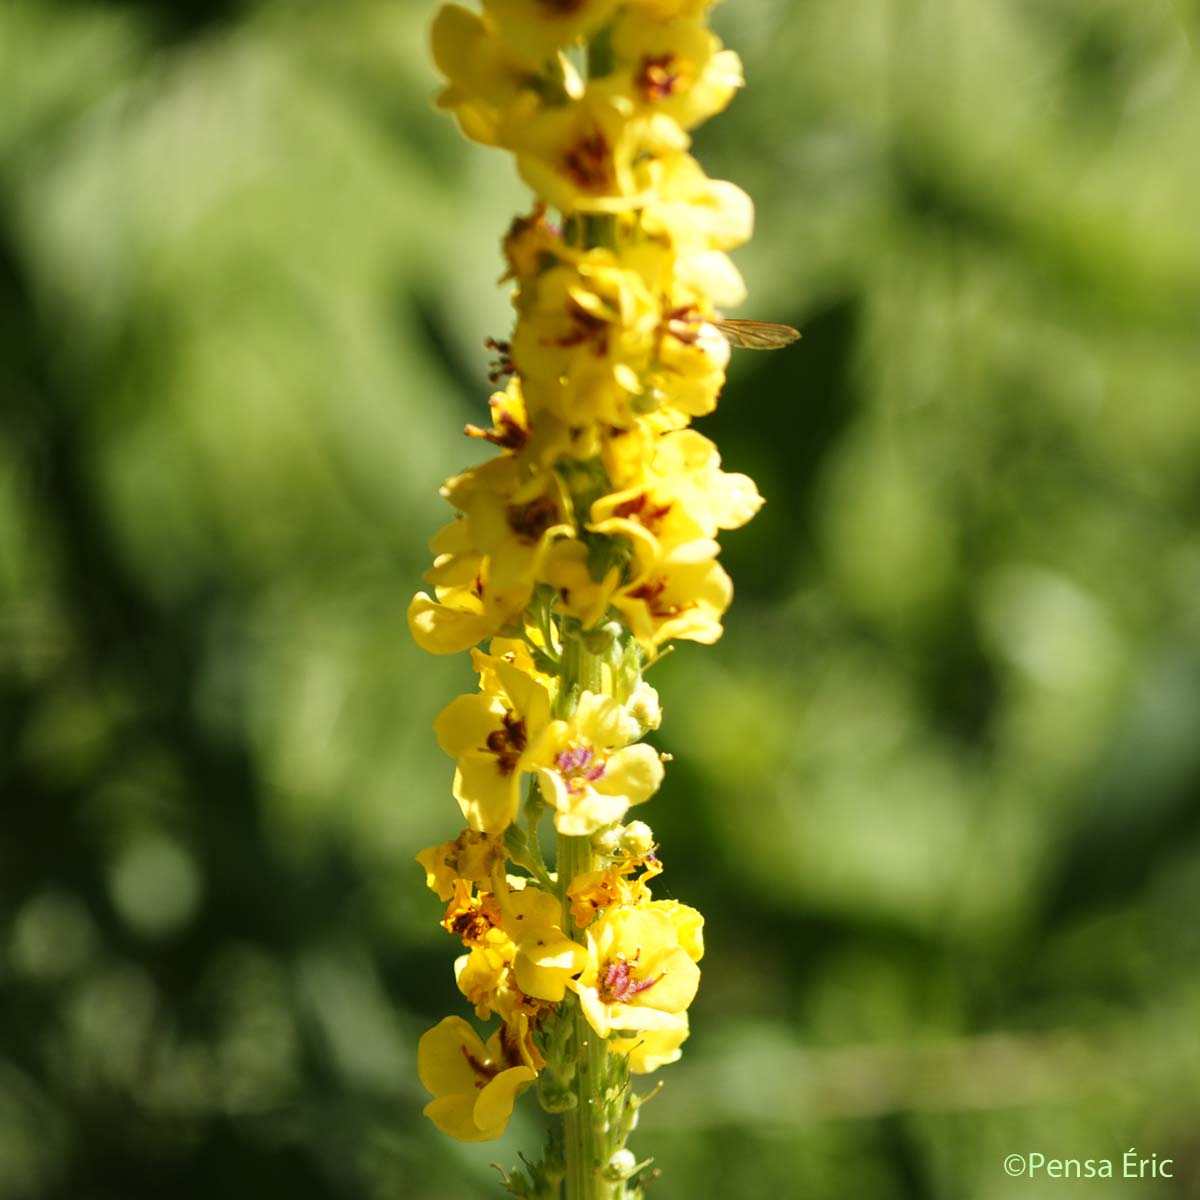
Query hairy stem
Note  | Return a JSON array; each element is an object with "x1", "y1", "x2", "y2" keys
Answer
[{"x1": 554, "y1": 631, "x2": 622, "y2": 1200}]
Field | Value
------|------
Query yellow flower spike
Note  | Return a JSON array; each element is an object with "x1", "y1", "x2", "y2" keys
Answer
[
  {"x1": 420, "y1": 0, "x2": 780, "y2": 1177},
  {"x1": 482, "y1": 0, "x2": 622, "y2": 69},
  {"x1": 531, "y1": 691, "x2": 665, "y2": 835},
  {"x1": 433, "y1": 657, "x2": 553, "y2": 834},
  {"x1": 418, "y1": 1015, "x2": 537, "y2": 1142},
  {"x1": 602, "y1": 11, "x2": 743, "y2": 131},
  {"x1": 571, "y1": 904, "x2": 700, "y2": 1038}
]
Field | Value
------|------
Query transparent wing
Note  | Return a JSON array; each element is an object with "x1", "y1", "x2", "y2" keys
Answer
[{"x1": 714, "y1": 319, "x2": 801, "y2": 350}]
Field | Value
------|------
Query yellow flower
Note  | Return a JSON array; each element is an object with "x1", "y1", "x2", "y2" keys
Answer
[
  {"x1": 442, "y1": 455, "x2": 574, "y2": 628},
  {"x1": 654, "y1": 898, "x2": 704, "y2": 962},
  {"x1": 465, "y1": 377, "x2": 530, "y2": 453},
  {"x1": 602, "y1": 11, "x2": 743, "y2": 131},
  {"x1": 432, "y1": 4, "x2": 551, "y2": 146},
  {"x1": 500, "y1": 204, "x2": 562, "y2": 285},
  {"x1": 591, "y1": 429, "x2": 762, "y2": 554},
  {"x1": 530, "y1": 691, "x2": 665, "y2": 835},
  {"x1": 566, "y1": 843, "x2": 664, "y2": 927},
  {"x1": 449, "y1": 878, "x2": 588, "y2": 1016},
  {"x1": 614, "y1": 538, "x2": 733, "y2": 647},
  {"x1": 643, "y1": 154, "x2": 754, "y2": 254},
  {"x1": 571, "y1": 902, "x2": 700, "y2": 1037},
  {"x1": 630, "y1": 0, "x2": 714, "y2": 14},
  {"x1": 512, "y1": 248, "x2": 660, "y2": 425},
  {"x1": 500, "y1": 883, "x2": 589, "y2": 1001},
  {"x1": 511, "y1": 93, "x2": 687, "y2": 214},
  {"x1": 483, "y1": 0, "x2": 622, "y2": 69},
  {"x1": 455, "y1": 942, "x2": 517, "y2": 1019},
  {"x1": 441, "y1": 879, "x2": 508, "y2": 948},
  {"x1": 434, "y1": 653, "x2": 553, "y2": 834},
  {"x1": 407, "y1": 584, "x2": 492, "y2": 656},
  {"x1": 609, "y1": 1017, "x2": 689, "y2": 1073},
  {"x1": 418, "y1": 1015, "x2": 538, "y2": 1142},
  {"x1": 417, "y1": 830, "x2": 506, "y2": 901}
]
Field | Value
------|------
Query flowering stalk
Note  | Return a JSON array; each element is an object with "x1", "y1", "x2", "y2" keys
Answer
[{"x1": 412, "y1": 2, "x2": 777, "y2": 1195}]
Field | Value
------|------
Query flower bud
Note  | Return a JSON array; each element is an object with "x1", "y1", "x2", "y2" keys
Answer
[
  {"x1": 620, "y1": 820, "x2": 655, "y2": 857},
  {"x1": 602, "y1": 1149, "x2": 639, "y2": 1181}
]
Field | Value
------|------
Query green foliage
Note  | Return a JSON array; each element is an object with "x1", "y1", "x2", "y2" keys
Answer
[{"x1": 2, "y1": 1, "x2": 1199, "y2": 1197}]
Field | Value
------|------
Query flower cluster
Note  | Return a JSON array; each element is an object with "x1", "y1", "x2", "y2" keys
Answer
[{"x1": 414, "y1": 0, "x2": 771, "y2": 1190}]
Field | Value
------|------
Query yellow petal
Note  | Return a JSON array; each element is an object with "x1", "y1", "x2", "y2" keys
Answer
[
  {"x1": 473, "y1": 1064, "x2": 537, "y2": 1134},
  {"x1": 598, "y1": 743, "x2": 665, "y2": 806},
  {"x1": 424, "y1": 1094, "x2": 495, "y2": 1142},
  {"x1": 417, "y1": 1015, "x2": 487, "y2": 1097},
  {"x1": 408, "y1": 592, "x2": 491, "y2": 655},
  {"x1": 434, "y1": 692, "x2": 505, "y2": 759}
]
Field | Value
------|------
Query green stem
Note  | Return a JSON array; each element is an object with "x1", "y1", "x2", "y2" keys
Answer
[
  {"x1": 554, "y1": 630, "x2": 619, "y2": 1200},
  {"x1": 558, "y1": 831, "x2": 602, "y2": 1199}
]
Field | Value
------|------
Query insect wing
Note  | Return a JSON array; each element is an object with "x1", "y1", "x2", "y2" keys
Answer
[{"x1": 715, "y1": 319, "x2": 801, "y2": 350}]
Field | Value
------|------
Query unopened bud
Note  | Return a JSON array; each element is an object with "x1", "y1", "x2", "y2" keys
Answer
[
  {"x1": 620, "y1": 821, "x2": 655, "y2": 857},
  {"x1": 591, "y1": 826, "x2": 622, "y2": 856},
  {"x1": 602, "y1": 1150, "x2": 638, "y2": 1182}
]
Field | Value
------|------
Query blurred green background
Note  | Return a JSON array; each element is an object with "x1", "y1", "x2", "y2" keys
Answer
[{"x1": 4, "y1": 1, "x2": 1200, "y2": 1197}]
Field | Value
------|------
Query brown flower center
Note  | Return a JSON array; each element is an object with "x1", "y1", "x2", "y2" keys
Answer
[
  {"x1": 611, "y1": 492, "x2": 674, "y2": 535},
  {"x1": 626, "y1": 575, "x2": 685, "y2": 619},
  {"x1": 461, "y1": 1045, "x2": 500, "y2": 1090},
  {"x1": 561, "y1": 132, "x2": 615, "y2": 192},
  {"x1": 636, "y1": 53, "x2": 686, "y2": 102},
  {"x1": 485, "y1": 710, "x2": 528, "y2": 775},
  {"x1": 507, "y1": 494, "x2": 560, "y2": 544}
]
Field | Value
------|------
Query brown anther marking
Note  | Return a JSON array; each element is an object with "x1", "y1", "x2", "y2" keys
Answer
[
  {"x1": 611, "y1": 492, "x2": 673, "y2": 533},
  {"x1": 465, "y1": 410, "x2": 528, "y2": 452},
  {"x1": 551, "y1": 301, "x2": 609, "y2": 357},
  {"x1": 442, "y1": 891, "x2": 502, "y2": 945},
  {"x1": 484, "y1": 336, "x2": 515, "y2": 384},
  {"x1": 627, "y1": 576, "x2": 684, "y2": 618},
  {"x1": 484, "y1": 710, "x2": 528, "y2": 775},
  {"x1": 540, "y1": 0, "x2": 586, "y2": 12},
  {"x1": 664, "y1": 305, "x2": 705, "y2": 346},
  {"x1": 637, "y1": 53, "x2": 683, "y2": 102},
  {"x1": 461, "y1": 1045, "x2": 499, "y2": 1089},
  {"x1": 561, "y1": 132, "x2": 615, "y2": 192},
  {"x1": 448, "y1": 909, "x2": 492, "y2": 942},
  {"x1": 506, "y1": 494, "x2": 559, "y2": 544}
]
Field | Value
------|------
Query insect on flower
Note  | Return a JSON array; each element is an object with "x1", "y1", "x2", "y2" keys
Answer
[{"x1": 713, "y1": 319, "x2": 801, "y2": 350}]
